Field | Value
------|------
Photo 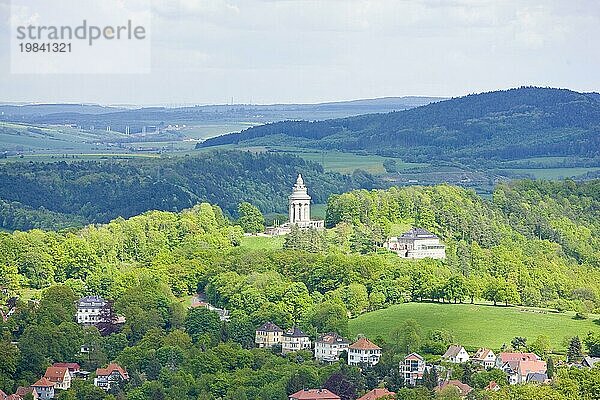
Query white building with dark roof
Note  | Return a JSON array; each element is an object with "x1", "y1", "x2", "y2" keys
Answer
[
  {"x1": 442, "y1": 345, "x2": 470, "y2": 363},
  {"x1": 314, "y1": 332, "x2": 350, "y2": 362},
  {"x1": 384, "y1": 228, "x2": 446, "y2": 259},
  {"x1": 76, "y1": 296, "x2": 107, "y2": 326},
  {"x1": 282, "y1": 326, "x2": 312, "y2": 354}
]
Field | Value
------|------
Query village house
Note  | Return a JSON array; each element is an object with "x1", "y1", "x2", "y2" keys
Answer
[
  {"x1": 255, "y1": 321, "x2": 284, "y2": 348},
  {"x1": 348, "y1": 337, "x2": 382, "y2": 367},
  {"x1": 43, "y1": 366, "x2": 71, "y2": 390},
  {"x1": 9, "y1": 387, "x2": 39, "y2": 400},
  {"x1": 436, "y1": 380, "x2": 473, "y2": 397},
  {"x1": 485, "y1": 381, "x2": 501, "y2": 391},
  {"x1": 289, "y1": 389, "x2": 341, "y2": 400},
  {"x1": 501, "y1": 359, "x2": 547, "y2": 385},
  {"x1": 314, "y1": 332, "x2": 350, "y2": 363},
  {"x1": 442, "y1": 345, "x2": 470, "y2": 363},
  {"x1": 357, "y1": 388, "x2": 396, "y2": 400},
  {"x1": 582, "y1": 356, "x2": 600, "y2": 368},
  {"x1": 31, "y1": 377, "x2": 54, "y2": 400},
  {"x1": 495, "y1": 352, "x2": 540, "y2": 369},
  {"x1": 384, "y1": 228, "x2": 446, "y2": 259},
  {"x1": 281, "y1": 327, "x2": 312, "y2": 354},
  {"x1": 472, "y1": 348, "x2": 496, "y2": 368},
  {"x1": 400, "y1": 353, "x2": 427, "y2": 386},
  {"x1": 526, "y1": 372, "x2": 549, "y2": 384},
  {"x1": 94, "y1": 363, "x2": 129, "y2": 391},
  {"x1": 76, "y1": 296, "x2": 108, "y2": 326}
]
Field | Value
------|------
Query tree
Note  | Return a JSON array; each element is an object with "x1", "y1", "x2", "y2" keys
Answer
[
  {"x1": 529, "y1": 335, "x2": 551, "y2": 357},
  {"x1": 184, "y1": 307, "x2": 222, "y2": 346},
  {"x1": 310, "y1": 300, "x2": 349, "y2": 337},
  {"x1": 237, "y1": 202, "x2": 265, "y2": 234},
  {"x1": 546, "y1": 356, "x2": 555, "y2": 379},
  {"x1": 323, "y1": 372, "x2": 359, "y2": 400},
  {"x1": 511, "y1": 337, "x2": 528, "y2": 351},
  {"x1": 567, "y1": 336, "x2": 583, "y2": 363},
  {"x1": 390, "y1": 319, "x2": 422, "y2": 354},
  {"x1": 584, "y1": 332, "x2": 600, "y2": 357}
]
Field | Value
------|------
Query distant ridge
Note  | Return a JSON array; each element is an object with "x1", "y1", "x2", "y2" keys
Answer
[{"x1": 199, "y1": 87, "x2": 600, "y2": 163}]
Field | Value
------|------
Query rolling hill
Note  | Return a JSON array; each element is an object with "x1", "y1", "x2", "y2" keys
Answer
[{"x1": 199, "y1": 87, "x2": 600, "y2": 164}]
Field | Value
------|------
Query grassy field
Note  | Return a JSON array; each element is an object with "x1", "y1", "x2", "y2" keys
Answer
[
  {"x1": 349, "y1": 302, "x2": 600, "y2": 353},
  {"x1": 240, "y1": 235, "x2": 285, "y2": 250},
  {"x1": 503, "y1": 167, "x2": 600, "y2": 179}
]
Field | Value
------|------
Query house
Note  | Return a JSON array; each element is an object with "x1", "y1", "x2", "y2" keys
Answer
[
  {"x1": 384, "y1": 228, "x2": 446, "y2": 259},
  {"x1": 94, "y1": 363, "x2": 129, "y2": 391},
  {"x1": 76, "y1": 296, "x2": 108, "y2": 326},
  {"x1": 0, "y1": 389, "x2": 7, "y2": 399},
  {"x1": 582, "y1": 356, "x2": 600, "y2": 368},
  {"x1": 348, "y1": 337, "x2": 382, "y2": 367},
  {"x1": 485, "y1": 381, "x2": 501, "y2": 391},
  {"x1": 400, "y1": 353, "x2": 426, "y2": 386},
  {"x1": 255, "y1": 321, "x2": 284, "y2": 349},
  {"x1": 495, "y1": 352, "x2": 539, "y2": 368},
  {"x1": 52, "y1": 363, "x2": 80, "y2": 375},
  {"x1": 9, "y1": 387, "x2": 39, "y2": 400},
  {"x1": 501, "y1": 359, "x2": 546, "y2": 385},
  {"x1": 472, "y1": 348, "x2": 496, "y2": 368},
  {"x1": 281, "y1": 327, "x2": 312, "y2": 354},
  {"x1": 44, "y1": 366, "x2": 71, "y2": 390},
  {"x1": 31, "y1": 377, "x2": 55, "y2": 400},
  {"x1": 442, "y1": 345, "x2": 470, "y2": 363},
  {"x1": 357, "y1": 388, "x2": 396, "y2": 400},
  {"x1": 314, "y1": 332, "x2": 349, "y2": 363},
  {"x1": 288, "y1": 389, "x2": 340, "y2": 400},
  {"x1": 437, "y1": 380, "x2": 473, "y2": 397}
]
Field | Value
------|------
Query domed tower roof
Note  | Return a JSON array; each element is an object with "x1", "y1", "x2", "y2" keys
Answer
[{"x1": 289, "y1": 174, "x2": 311, "y2": 201}]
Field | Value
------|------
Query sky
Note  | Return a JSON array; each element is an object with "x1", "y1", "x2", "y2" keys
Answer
[{"x1": 1, "y1": 0, "x2": 599, "y2": 105}]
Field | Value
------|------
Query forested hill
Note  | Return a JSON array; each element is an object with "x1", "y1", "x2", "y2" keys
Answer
[
  {"x1": 199, "y1": 87, "x2": 600, "y2": 163},
  {"x1": 0, "y1": 151, "x2": 376, "y2": 231}
]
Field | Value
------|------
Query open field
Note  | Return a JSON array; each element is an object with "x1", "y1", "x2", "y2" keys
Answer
[
  {"x1": 349, "y1": 302, "x2": 600, "y2": 353},
  {"x1": 503, "y1": 167, "x2": 600, "y2": 179},
  {"x1": 240, "y1": 235, "x2": 285, "y2": 250}
]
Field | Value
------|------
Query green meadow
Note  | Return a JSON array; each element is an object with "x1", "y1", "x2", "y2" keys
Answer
[{"x1": 349, "y1": 302, "x2": 600, "y2": 353}]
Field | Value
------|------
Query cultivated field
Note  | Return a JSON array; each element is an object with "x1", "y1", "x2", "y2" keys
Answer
[{"x1": 349, "y1": 302, "x2": 600, "y2": 353}]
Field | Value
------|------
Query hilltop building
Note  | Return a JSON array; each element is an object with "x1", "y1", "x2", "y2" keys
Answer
[
  {"x1": 314, "y1": 332, "x2": 350, "y2": 363},
  {"x1": 348, "y1": 337, "x2": 381, "y2": 367},
  {"x1": 266, "y1": 174, "x2": 325, "y2": 235},
  {"x1": 281, "y1": 326, "x2": 312, "y2": 354},
  {"x1": 255, "y1": 322, "x2": 284, "y2": 349},
  {"x1": 384, "y1": 228, "x2": 446, "y2": 259}
]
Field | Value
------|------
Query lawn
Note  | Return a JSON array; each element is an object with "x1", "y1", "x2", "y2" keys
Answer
[
  {"x1": 240, "y1": 235, "x2": 285, "y2": 250},
  {"x1": 349, "y1": 302, "x2": 600, "y2": 353}
]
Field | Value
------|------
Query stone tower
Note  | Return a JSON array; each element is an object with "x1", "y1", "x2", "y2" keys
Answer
[{"x1": 289, "y1": 174, "x2": 311, "y2": 224}]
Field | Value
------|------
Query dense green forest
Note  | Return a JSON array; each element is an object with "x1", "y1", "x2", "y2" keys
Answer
[
  {"x1": 200, "y1": 87, "x2": 600, "y2": 165},
  {"x1": 0, "y1": 151, "x2": 375, "y2": 231},
  {"x1": 2, "y1": 180, "x2": 600, "y2": 399}
]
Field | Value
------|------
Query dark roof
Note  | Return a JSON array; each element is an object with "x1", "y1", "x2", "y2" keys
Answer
[
  {"x1": 400, "y1": 228, "x2": 438, "y2": 239},
  {"x1": 526, "y1": 372, "x2": 548, "y2": 383},
  {"x1": 77, "y1": 296, "x2": 106, "y2": 308},
  {"x1": 257, "y1": 321, "x2": 283, "y2": 332},
  {"x1": 284, "y1": 326, "x2": 309, "y2": 338}
]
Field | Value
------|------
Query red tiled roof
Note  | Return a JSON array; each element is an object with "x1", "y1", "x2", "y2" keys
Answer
[
  {"x1": 357, "y1": 388, "x2": 396, "y2": 400},
  {"x1": 0, "y1": 389, "x2": 7, "y2": 399},
  {"x1": 96, "y1": 363, "x2": 129, "y2": 380},
  {"x1": 498, "y1": 352, "x2": 539, "y2": 363},
  {"x1": 15, "y1": 387, "x2": 34, "y2": 396},
  {"x1": 52, "y1": 362, "x2": 80, "y2": 371},
  {"x1": 289, "y1": 389, "x2": 341, "y2": 400},
  {"x1": 518, "y1": 360, "x2": 547, "y2": 376},
  {"x1": 44, "y1": 366, "x2": 69, "y2": 382},
  {"x1": 349, "y1": 337, "x2": 381, "y2": 350},
  {"x1": 32, "y1": 377, "x2": 55, "y2": 388},
  {"x1": 438, "y1": 380, "x2": 473, "y2": 395},
  {"x1": 405, "y1": 352, "x2": 424, "y2": 361}
]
